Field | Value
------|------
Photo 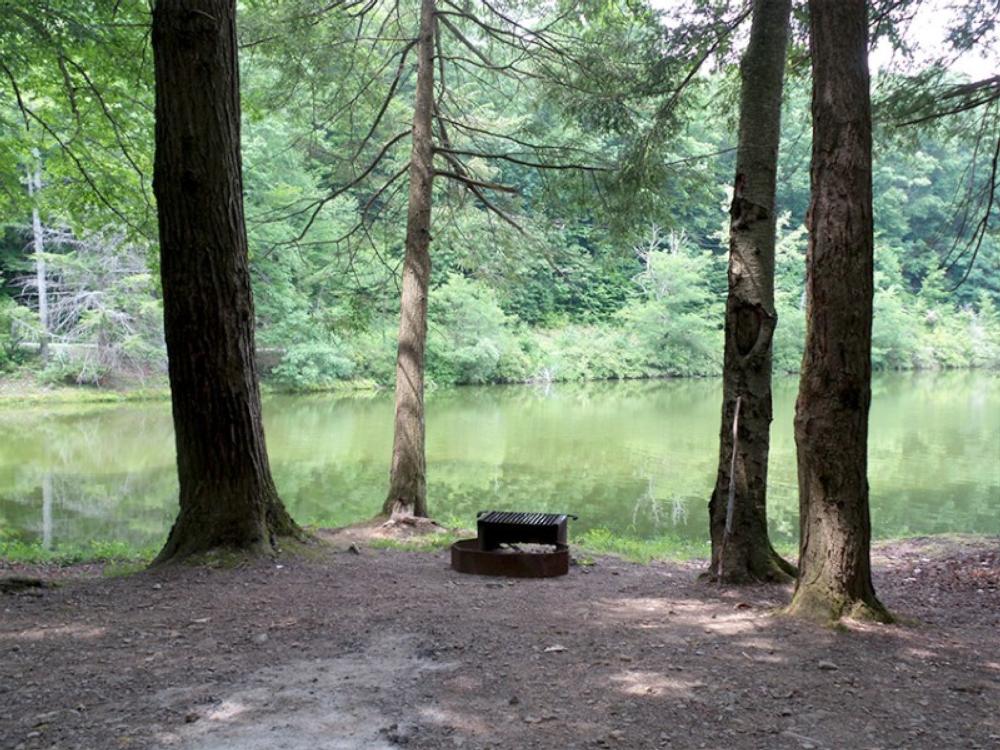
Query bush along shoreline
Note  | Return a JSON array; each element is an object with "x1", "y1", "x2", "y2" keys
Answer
[{"x1": 4, "y1": 260, "x2": 998, "y2": 400}]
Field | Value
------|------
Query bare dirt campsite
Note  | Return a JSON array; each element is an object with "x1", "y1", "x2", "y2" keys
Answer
[
  {"x1": 2, "y1": 535, "x2": 998, "y2": 750},
  {"x1": 3, "y1": 1, "x2": 999, "y2": 749}
]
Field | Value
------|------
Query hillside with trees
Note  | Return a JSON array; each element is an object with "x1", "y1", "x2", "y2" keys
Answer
[
  {"x1": 0, "y1": 2, "x2": 996, "y2": 391},
  {"x1": 0, "y1": 2, "x2": 997, "y2": 748}
]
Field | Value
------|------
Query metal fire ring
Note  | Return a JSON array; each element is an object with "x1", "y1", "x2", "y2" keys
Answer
[{"x1": 450, "y1": 538, "x2": 570, "y2": 578}]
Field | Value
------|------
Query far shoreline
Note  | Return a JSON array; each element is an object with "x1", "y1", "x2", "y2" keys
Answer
[{"x1": 0, "y1": 365, "x2": 995, "y2": 408}]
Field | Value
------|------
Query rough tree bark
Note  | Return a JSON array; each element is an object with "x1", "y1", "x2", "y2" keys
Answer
[
  {"x1": 706, "y1": 0, "x2": 795, "y2": 583},
  {"x1": 151, "y1": 0, "x2": 301, "y2": 563},
  {"x1": 384, "y1": 0, "x2": 435, "y2": 519},
  {"x1": 26, "y1": 157, "x2": 49, "y2": 363},
  {"x1": 786, "y1": 0, "x2": 891, "y2": 622}
]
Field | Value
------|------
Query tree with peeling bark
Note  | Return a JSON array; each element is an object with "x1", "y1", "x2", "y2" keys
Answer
[
  {"x1": 151, "y1": 0, "x2": 302, "y2": 563},
  {"x1": 787, "y1": 0, "x2": 891, "y2": 623},
  {"x1": 706, "y1": 0, "x2": 795, "y2": 584},
  {"x1": 25, "y1": 153, "x2": 49, "y2": 363}
]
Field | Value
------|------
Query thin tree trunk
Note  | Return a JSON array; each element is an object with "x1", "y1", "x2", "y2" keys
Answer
[
  {"x1": 26, "y1": 159, "x2": 48, "y2": 363},
  {"x1": 787, "y1": 0, "x2": 891, "y2": 623},
  {"x1": 151, "y1": 0, "x2": 301, "y2": 563},
  {"x1": 707, "y1": 0, "x2": 795, "y2": 583},
  {"x1": 384, "y1": 0, "x2": 435, "y2": 519},
  {"x1": 41, "y1": 473, "x2": 53, "y2": 551}
]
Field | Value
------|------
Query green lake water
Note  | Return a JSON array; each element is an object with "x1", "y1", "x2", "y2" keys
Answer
[{"x1": 1, "y1": 371, "x2": 998, "y2": 552}]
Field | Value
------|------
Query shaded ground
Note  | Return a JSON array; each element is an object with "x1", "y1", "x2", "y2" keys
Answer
[{"x1": 1, "y1": 536, "x2": 998, "y2": 750}]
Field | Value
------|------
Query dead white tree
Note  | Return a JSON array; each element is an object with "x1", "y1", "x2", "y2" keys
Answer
[
  {"x1": 18, "y1": 229, "x2": 164, "y2": 383},
  {"x1": 24, "y1": 151, "x2": 49, "y2": 362}
]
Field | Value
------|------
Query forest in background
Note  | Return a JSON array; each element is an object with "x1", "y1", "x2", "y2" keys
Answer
[{"x1": 0, "y1": 2, "x2": 997, "y2": 392}]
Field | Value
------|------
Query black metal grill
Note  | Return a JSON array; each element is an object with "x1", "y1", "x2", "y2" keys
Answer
[{"x1": 476, "y1": 510, "x2": 576, "y2": 550}]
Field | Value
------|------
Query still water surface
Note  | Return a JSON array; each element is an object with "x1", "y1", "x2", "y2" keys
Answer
[{"x1": 1, "y1": 372, "x2": 997, "y2": 550}]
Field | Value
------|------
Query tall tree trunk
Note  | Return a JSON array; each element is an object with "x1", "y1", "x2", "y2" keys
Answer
[
  {"x1": 26, "y1": 158, "x2": 48, "y2": 363},
  {"x1": 707, "y1": 0, "x2": 795, "y2": 583},
  {"x1": 786, "y1": 0, "x2": 891, "y2": 623},
  {"x1": 151, "y1": 0, "x2": 301, "y2": 563},
  {"x1": 384, "y1": 0, "x2": 435, "y2": 519}
]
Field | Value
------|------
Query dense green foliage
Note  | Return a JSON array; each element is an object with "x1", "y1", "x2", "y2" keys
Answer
[{"x1": 0, "y1": 2, "x2": 996, "y2": 390}]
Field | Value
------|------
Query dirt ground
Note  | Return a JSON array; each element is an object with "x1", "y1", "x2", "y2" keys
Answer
[{"x1": 1, "y1": 534, "x2": 998, "y2": 750}]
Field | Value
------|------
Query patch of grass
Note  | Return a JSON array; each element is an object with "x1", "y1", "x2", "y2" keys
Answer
[
  {"x1": 0, "y1": 382, "x2": 170, "y2": 407},
  {"x1": 261, "y1": 378, "x2": 383, "y2": 396},
  {"x1": 366, "y1": 532, "x2": 463, "y2": 553},
  {"x1": 574, "y1": 528, "x2": 712, "y2": 564},
  {"x1": 103, "y1": 561, "x2": 149, "y2": 578},
  {"x1": 0, "y1": 539, "x2": 157, "y2": 565},
  {"x1": 575, "y1": 529, "x2": 800, "y2": 565}
]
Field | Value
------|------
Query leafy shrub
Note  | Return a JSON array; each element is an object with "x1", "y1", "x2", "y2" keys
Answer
[
  {"x1": 0, "y1": 297, "x2": 32, "y2": 371},
  {"x1": 428, "y1": 274, "x2": 518, "y2": 384},
  {"x1": 526, "y1": 325, "x2": 648, "y2": 382},
  {"x1": 616, "y1": 246, "x2": 723, "y2": 377},
  {"x1": 38, "y1": 352, "x2": 111, "y2": 386},
  {"x1": 872, "y1": 288, "x2": 919, "y2": 370},
  {"x1": 271, "y1": 340, "x2": 354, "y2": 390},
  {"x1": 969, "y1": 295, "x2": 1000, "y2": 369},
  {"x1": 352, "y1": 326, "x2": 399, "y2": 386}
]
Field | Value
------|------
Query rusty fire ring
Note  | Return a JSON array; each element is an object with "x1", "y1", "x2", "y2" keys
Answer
[{"x1": 450, "y1": 538, "x2": 570, "y2": 578}]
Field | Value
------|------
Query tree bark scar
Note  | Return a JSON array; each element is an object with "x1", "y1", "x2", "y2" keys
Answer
[
  {"x1": 730, "y1": 173, "x2": 770, "y2": 231},
  {"x1": 729, "y1": 172, "x2": 747, "y2": 222},
  {"x1": 735, "y1": 303, "x2": 760, "y2": 356}
]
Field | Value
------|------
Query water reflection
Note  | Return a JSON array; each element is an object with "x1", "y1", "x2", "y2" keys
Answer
[{"x1": 0, "y1": 371, "x2": 997, "y2": 549}]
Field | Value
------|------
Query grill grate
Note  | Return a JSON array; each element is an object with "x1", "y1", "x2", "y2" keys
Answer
[
  {"x1": 476, "y1": 510, "x2": 576, "y2": 550},
  {"x1": 477, "y1": 511, "x2": 567, "y2": 526}
]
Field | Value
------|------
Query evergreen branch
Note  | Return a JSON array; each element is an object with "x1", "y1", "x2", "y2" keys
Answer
[
  {"x1": 435, "y1": 115, "x2": 599, "y2": 156},
  {"x1": 268, "y1": 129, "x2": 411, "y2": 243},
  {"x1": 436, "y1": 14, "x2": 501, "y2": 70},
  {"x1": 947, "y1": 130, "x2": 998, "y2": 291},
  {"x1": 22, "y1": 105, "x2": 146, "y2": 238},
  {"x1": 0, "y1": 60, "x2": 30, "y2": 130},
  {"x1": 899, "y1": 76, "x2": 1000, "y2": 126},
  {"x1": 351, "y1": 38, "x2": 418, "y2": 160},
  {"x1": 433, "y1": 170, "x2": 518, "y2": 193},
  {"x1": 433, "y1": 146, "x2": 608, "y2": 172},
  {"x1": 62, "y1": 58, "x2": 147, "y2": 184},
  {"x1": 436, "y1": 148, "x2": 525, "y2": 234}
]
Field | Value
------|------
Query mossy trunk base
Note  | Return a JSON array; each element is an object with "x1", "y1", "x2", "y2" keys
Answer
[{"x1": 154, "y1": 490, "x2": 302, "y2": 565}]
